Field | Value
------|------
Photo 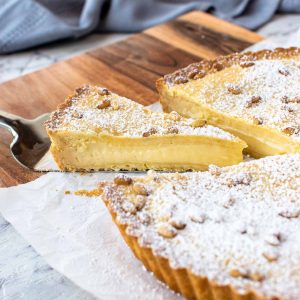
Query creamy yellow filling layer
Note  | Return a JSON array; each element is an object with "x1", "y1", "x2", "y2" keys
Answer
[
  {"x1": 159, "y1": 88, "x2": 300, "y2": 158},
  {"x1": 48, "y1": 131, "x2": 245, "y2": 171}
]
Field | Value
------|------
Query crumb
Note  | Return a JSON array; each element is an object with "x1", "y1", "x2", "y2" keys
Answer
[
  {"x1": 74, "y1": 189, "x2": 102, "y2": 197},
  {"x1": 64, "y1": 190, "x2": 71, "y2": 195}
]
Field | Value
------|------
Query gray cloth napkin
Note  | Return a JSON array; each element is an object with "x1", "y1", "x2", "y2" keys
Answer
[{"x1": 0, "y1": 0, "x2": 299, "y2": 54}]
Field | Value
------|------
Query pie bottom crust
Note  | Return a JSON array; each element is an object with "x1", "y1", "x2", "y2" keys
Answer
[{"x1": 104, "y1": 202, "x2": 269, "y2": 300}]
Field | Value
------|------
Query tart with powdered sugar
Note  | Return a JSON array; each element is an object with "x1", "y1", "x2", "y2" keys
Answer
[
  {"x1": 102, "y1": 154, "x2": 300, "y2": 300},
  {"x1": 45, "y1": 85, "x2": 245, "y2": 171},
  {"x1": 157, "y1": 47, "x2": 300, "y2": 158}
]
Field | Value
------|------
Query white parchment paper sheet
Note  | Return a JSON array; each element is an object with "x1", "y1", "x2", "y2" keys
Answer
[
  {"x1": 2, "y1": 30, "x2": 300, "y2": 299},
  {"x1": 0, "y1": 172, "x2": 180, "y2": 300}
]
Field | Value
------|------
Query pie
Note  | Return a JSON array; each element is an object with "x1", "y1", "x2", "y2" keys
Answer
[
  {"x1": 157, "y1": 47, "x2": 300, "y2": 158},
  {"x1": 45, "y1": 85, "x2": 245, "y2": 171},
  {"x1": 102, "y1": 154, "x2": 300, "y2": 300}
]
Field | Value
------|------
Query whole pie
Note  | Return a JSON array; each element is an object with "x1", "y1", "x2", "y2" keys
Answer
[
  {"x1": 102, "y1": 154, "x2": 300, "y2": 300},
  {"x1": 45, "y1": 85, "x2": 245, "y2": 171},
  {"x1": 157, "y1": 47, "x2": 300, "y2": 158},
  {"x1": 45, "y1": 47, "x2": 300, "y2": 300}
]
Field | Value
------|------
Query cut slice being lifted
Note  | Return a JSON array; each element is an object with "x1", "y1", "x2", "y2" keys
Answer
[
  {"x1": 157, "y1": 47, "x2": 300, "y2": 158},
  {"x1": 45, "y1": 85, "x2": 246, "y2": 171}
]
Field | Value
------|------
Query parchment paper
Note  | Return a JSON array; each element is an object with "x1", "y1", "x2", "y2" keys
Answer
[{"x1": 0, "y1": 172, "x2": 180, "y2": 300}]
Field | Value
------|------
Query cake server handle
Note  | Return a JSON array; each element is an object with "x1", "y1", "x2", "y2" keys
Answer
[{"x1": 0, "y1": 110, "x2": 21, "y2": 140}]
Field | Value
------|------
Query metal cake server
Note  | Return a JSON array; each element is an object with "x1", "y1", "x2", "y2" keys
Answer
[{"x1": 0, "y1": 110, "x2": 52, "y2": 171}]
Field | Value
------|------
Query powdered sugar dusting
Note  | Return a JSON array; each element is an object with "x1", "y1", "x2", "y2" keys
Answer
[
  {"x1": 103, "y1": 154, "x2": 300, "y2": 299},
  {"x1": 45, "y1": 86, "x2": 237, "y2": 141},
  {"x1": 180, "y1": 58, "x2": 300, "y2": 140}
]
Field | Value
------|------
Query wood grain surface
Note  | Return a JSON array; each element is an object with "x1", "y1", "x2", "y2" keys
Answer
[{"x1": 0, "y1": 11, "x2": 263, "y2": 187}]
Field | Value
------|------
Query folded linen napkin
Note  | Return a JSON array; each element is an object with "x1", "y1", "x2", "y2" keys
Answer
[{"x1": 0, "y1": 0, "x2": 299, "y2": 54}]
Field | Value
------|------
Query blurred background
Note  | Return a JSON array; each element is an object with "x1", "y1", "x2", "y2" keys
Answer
[{"x1": 1, "y1": 0, "x2": 300, "y2": 83}]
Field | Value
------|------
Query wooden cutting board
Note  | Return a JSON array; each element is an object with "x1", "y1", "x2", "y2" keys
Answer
[{"x1": 0, "y1": 12, "x2": 263, "y2": 187}]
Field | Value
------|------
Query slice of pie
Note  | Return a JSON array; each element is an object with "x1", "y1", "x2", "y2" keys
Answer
[
  {"x1": 102, "y1": 154, "x2": 300, "y2": 300},
  {"x1": 157, "y1": 47, "x2": 300, "y2": 158},
  {"x1": 45, "y1": 85, "x2": 246, "y2": 171}
]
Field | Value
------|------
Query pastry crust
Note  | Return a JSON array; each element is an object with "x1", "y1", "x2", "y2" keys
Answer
[
  {"x1": 158, "y1": 47, "x2": 300, "y2": 87},
  {"x1": 105, "y1": 206, "x2": 262, "y2": 300},
  {"x1": 102, "y1": 154, "x2": 300, "y2": 300},
  {"x1": 157, "y1": 47, "x2": 300, "y2": 158}
]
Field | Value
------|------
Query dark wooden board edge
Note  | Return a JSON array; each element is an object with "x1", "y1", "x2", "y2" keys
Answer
[{"x1": 0, "y1": 12, "x2": 262, "y2": 187}]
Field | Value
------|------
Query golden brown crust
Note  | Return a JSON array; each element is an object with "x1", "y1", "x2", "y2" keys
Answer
[
  {"x1": 159, "y1": 47, "x2": 300, "y2": 87},
  {"x1": 101, "y1": 153, "x2": 300, "y2": 299},
  {"x1": 103, "y1": 195, "x2": 269, "y2": 300},
  {"x1": 44, "y1": 85, "x2": 92, "y2": 130}
]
